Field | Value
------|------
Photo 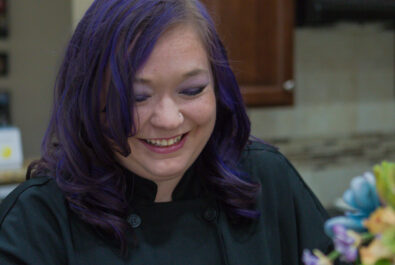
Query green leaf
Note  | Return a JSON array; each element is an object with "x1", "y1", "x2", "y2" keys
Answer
[
  {"x1": 381, "y1": 228, "x2": 395, "y2": 253},
  {"x1": 361, "y1": 232, "x2": 375, "y2": 242},
  {"x1": 374, "y1": 161, "x2": 395, "y2": 208},
  {"x1": 373, "y1": 259, "x2": 393, "y2": 265},
  {"x1": 327, "y1": 250, "x2": 340, "y2": 260}
]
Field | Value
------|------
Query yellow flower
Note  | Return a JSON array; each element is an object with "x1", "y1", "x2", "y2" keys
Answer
[
  {"x1": 374, "y1": 161, "x2": 395, "y2": 209},
  {"x1": 363, "y1": 206, "x2": 395, "y2": 234},
  {"x1": 360, "y1": 238, "x2": 394, "y2": 265},
  {"x1": 312, "y1": 250, "x2": 333, "y2": 265}
]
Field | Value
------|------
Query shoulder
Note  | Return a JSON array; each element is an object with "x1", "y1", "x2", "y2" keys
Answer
[
  {"x1": 0, "y1": 177, "x2": 71, "y2": 264},
  {"x1": 241, "y1": 139, "x2": 281, "y2": 162},
  {"x1": 239, "y1": 139, "x2": 324, "y2": 209},
  {"x1": 241, "y1": 140, "x2": 332, "y2": 251},
  {"x1": 0, "y1": 176, "x2": 67, "y2": 226},
  {"x1": 239, "y1": 139, "x2": 296, "y2": 184}
]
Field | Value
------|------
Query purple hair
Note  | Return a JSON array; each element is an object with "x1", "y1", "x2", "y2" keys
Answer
[{"x1": 27, "y1": 0, "x2": 260, "y2": 253}]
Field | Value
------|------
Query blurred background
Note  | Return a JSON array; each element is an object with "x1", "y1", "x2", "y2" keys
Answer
[{"x1": 0, "y1": 0, "x2": 394, "y2": 210}]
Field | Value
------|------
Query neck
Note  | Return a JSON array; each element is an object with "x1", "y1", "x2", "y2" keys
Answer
[{"x1": 154, "y1": 176, "x2": 182, "y2": 202}]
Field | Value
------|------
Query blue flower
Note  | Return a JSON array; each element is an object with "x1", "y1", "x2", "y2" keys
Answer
[
  {"x1": 325, "y1": 172, "x2": 381, "y2": 237},
  {"x1": 343, "y1": 172, "x2": 381, "y2": 213}
]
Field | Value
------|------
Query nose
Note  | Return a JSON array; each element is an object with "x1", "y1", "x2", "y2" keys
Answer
[{"x1": 150, "y1": 96, "x2": 183, "y2": 129}]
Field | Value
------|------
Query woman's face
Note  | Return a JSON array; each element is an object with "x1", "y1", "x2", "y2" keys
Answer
[{"x1": 116, "y1": 24, "x2": 216, "y2": 185}]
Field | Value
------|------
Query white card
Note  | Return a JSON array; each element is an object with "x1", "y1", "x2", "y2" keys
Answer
[{"x1": 0, "y1": 127, "x2": 23, "y2": 171}]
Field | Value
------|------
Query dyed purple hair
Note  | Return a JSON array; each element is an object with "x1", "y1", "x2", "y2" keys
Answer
[{"x1": 28, "y1": 0, "x2": 260, "y2": 253}]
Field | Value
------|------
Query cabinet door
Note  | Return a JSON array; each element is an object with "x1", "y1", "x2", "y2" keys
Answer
[{"x1": 201, "y1": 0, "x2": 294, "y2": 106}]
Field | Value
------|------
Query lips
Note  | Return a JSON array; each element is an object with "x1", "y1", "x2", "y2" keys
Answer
[
  {"x1": 142, "y1": 134, "x2": 184, "y2": 147},
  {"x1": 138, "y1": 133, "x2": 188, "y2": 154}
]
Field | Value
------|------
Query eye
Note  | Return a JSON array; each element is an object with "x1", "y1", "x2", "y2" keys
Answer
[
  {"x1": 180, "y1": 86, "x2": 206, "y2": 96},
  {"x1": 134, "y1": 94, "x2": 151, "y2": 102}
]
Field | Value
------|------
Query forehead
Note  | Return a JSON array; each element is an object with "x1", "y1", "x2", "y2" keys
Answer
[{"x1": 135, "y1": 24, "x2": 210, "y2": 81}]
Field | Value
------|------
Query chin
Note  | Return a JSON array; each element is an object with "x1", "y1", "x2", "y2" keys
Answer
[{"x1": 146, "y1": 160, "x2": 188, "y2": 179}]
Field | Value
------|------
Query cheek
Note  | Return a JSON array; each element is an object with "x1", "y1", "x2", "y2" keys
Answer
[
  {"x1": 184, "y1": 93, "x2": 216, "y2": 127},
  {"x1": 132, "y1": 107, "x2": 150, "y2": 132}
]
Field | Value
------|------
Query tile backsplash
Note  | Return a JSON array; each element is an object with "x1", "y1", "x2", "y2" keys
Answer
[
  {"x1": 267, "y1": 132, "x2": 395, "y2": 208},
  {"x1": 248, "y1": 23, "x2": 394, "y2": 140}
]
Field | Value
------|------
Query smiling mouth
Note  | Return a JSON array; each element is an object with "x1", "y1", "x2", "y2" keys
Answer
[{"x1": 140, "y1": 133, "x2": 187, "y2": 147}]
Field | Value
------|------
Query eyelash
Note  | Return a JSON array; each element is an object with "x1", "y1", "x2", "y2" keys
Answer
[
  {"x1": 133, "y1": 86, "x2": 206, "y2": 103},
  {"x1": 180, "y1": 86, "x2": 206, "y2": 96},
  {"x1": 135, "y1": 95, "x2": 150, "y2": 102}
]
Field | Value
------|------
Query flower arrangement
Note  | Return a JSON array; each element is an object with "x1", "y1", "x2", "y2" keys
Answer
[{"x1": 303, "y1": 161, "x2": 395, "y2": 265}]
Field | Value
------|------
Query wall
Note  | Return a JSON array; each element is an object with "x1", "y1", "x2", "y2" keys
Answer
[
  {"x1": 249, "y1": 23, "x2": 395, "y2": 139},
  {"x1": 0, "y1": 0, "x2": 71, "y2": 159},
  {"x1": 248, "y1": 23, "x2": 395, "y2": 207},
  {"x1": 72, "y1": 0, "x2": 93, "y2": 29}
]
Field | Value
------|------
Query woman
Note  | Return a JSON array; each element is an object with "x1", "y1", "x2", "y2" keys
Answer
[{"x1": 0, "y1": 0, "x2": 334, "y2": 264}]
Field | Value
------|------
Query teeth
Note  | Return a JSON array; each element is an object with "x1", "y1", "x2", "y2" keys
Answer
[{"x1": 145, "y1": 135, "x2": 182, "y2": 147}]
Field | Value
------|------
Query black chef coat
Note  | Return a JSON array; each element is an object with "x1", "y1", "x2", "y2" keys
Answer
[{"x1": 0, "y1": 140, "x2": 335, "y2": 265}]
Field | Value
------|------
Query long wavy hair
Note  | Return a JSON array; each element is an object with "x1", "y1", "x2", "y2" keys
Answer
[{"x1": 28, "y1": 0, "x2": 260, "y2": 253}]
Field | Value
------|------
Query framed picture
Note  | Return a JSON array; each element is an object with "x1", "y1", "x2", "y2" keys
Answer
[
  {"x1": 0, "y1": 91, "x2": 10, "y2": 126},
  {"x1": 0, "y1": 53, "x2": 8, "y2": 76},
  {"x1": 0, "y1": 0, "x2": 7, "y2": 37}
]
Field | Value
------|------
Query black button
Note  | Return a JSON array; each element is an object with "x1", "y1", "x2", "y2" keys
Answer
[
  {"x1": 128, "y1": 214, "x2": 142, "y2": 228},
  {"x1": 203, "y1": 207, "x2": 217, "y2": 222}
]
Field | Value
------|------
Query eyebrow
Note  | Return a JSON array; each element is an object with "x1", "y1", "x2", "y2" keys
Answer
[{"x1": 134, "y1": 69, "x2": 209, "y2": 84}]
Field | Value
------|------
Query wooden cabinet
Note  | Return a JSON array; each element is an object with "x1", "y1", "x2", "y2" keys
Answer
[{"x1": 201, "y1": 0, "x2": 294, "y2": 107}]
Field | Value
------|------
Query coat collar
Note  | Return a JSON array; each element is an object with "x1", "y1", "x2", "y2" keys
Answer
[{"x1": 124, "y1": 163, "x2": 204, "y2": 206}]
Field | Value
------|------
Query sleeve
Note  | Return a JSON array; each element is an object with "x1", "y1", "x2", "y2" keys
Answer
[
  {"x1": 0, "y1": 179, "x2": 68, "y2": 265},
  {"x1": 274, "y1": 154, "x2": 351, "y2": 265},
  {"x1": 246, "y1": 147, "x2": 335, "y2": 264},
  {"x1": 279, "y1": 155, "x2": 332, "y2": 250}
]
